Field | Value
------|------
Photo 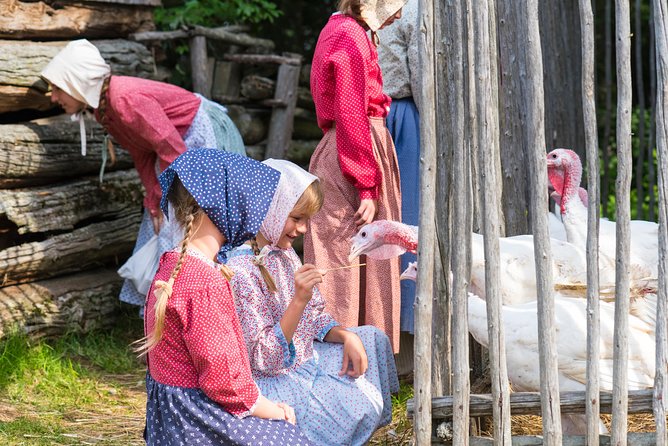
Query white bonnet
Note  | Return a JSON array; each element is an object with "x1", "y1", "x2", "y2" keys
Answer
[
  {"x1": 360, "y1": 0, "x2": 408, "y2": 32},
  {"x1": 41, "y1": 39, "x2": 111, "y2": 109}
]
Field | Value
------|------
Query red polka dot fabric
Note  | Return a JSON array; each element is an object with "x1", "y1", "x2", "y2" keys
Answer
[
  {"x1": 145, "y1": 249, "x2": 259, "y2": 417},
  {"x1": 310, "y1": 13, "x2": 392, "y2": 200}
]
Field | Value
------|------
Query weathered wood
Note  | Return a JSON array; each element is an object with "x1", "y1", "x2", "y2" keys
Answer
[
  {"x1": 415, "y1": 0, "x2": 437, "y2": 443},
  {"x1": 246, "y1": 140, "x2": 318, "y2": 165},
  {"x1": 578, "y1": 0, "x2": 602, "y2": 443},
  {"x1": 0, "y1": 39, "x2": 158, "y2": 114},
  {"x1": 406, "y1": 389, "x2": 657, "y2": 418},
  {"x1": 0, "y1": 208, "x2": 141, "y2": 287},
  {"x1": 651, "y1": 1, "x2": 668, "y2": 443},
  {"x1": 222, "y1": 54, "x2": 301, "y2": 66},
  {"x1": 190, "y1": 35, "x2": 208, "y2": 96},
  {"x1": 265, "y1": 53, "x2": 302, "y2": 159},
  {"x1": 612, "y1": 1, "x2": 632, "y2": 444},
  {"x1": 474, "y1": 0, "x2": 510, "y2": 441},
  {"x1": 225, "y1": 105, "x2": 270, "y2": 146},
  {"x1": 240, "y1": 75, "x2": 275, "y2": 100},
  {"x1": 130, "y1": 26, "x2": 250, "y2": 42},
  {"x1": 466, "y1": 433, "x2": 658, "y2": 446},
  {"x1": 211, "y1": 49, "x2": 242, "y2": 99},
  {"x1": 0, "y1": 121, "x2": 134, "y2": 186},
  {"x1": 0, "y1": 269, "x2": 124, "y2": 339},
  {"x1": 192, "y1": 26, "x2": 274, "y2": 49},
  {"x1": 0, "y1": 170, "x2": 143, "y2": 235},
  {"x1": 0, "y1": 1, "x2": 155, "y2": 40}
]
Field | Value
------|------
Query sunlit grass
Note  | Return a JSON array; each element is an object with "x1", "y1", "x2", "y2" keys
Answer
[{"x1": 0, "y1": 308, "x2": 146, "y2": 445}]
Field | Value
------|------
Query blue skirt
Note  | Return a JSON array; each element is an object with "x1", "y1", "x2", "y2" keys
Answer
[
  {"x1": 253, "y1": 326, "x2": 399, "y2": 446},
  {"x1": 386, "y1": 98, "x2": 420, "y2": 334},
  {"x1": 145, "y1": 374, "x2": 312, "y2": 446}
]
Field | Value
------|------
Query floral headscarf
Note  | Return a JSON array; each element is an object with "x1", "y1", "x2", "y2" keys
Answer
[
  {"x1": 159, "y1": 149, "x2": 281, "y2": 261},
  {"x1": 360, "y1": 0, "x2": 408, "y2": 32}
]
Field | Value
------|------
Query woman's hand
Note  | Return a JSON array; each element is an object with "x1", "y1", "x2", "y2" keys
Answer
[
  {"x1": 293, "y1": 264, "x2": 324, "y2": 304},
  {"x1": 339, "y1": 331, "x2": 368, "y2": 378},
  {"x1": 150, "y1": 210, "x2": 163, "y2": 235},
  {"x1": 355, "y1": 199, "x2": 377, "y2": 227},
  {"x1": 276, "y1": 402, "x2": 297, "y2": 425}
]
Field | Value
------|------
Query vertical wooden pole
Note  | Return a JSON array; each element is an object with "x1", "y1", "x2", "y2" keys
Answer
[
  {"x1": 522, "y1": 0, "x2": 563, "y2": 443},
  {"x1": 190, "y1": 35, "x2": 209, "y2": 96},
  {"x1": 265, "y1": 53, "x2": 302, "y2": 160},
  {"x1": 415, "y1": 0, "x2": 436, "y2": 444},
  {"x1": 474, "y1": 0, "x2": 510, "y2": 442},
  {"x1": 451, "y1": 0, "x2": 470, "y2": 441},
  {"x1": 612, "y1": 1, "x2": 632, "y2": 444},
  {"x1": 651, "y1": 2, "x2": 668, "y2": 444},
  {"x1": 578, "y1": 0, "x2": 601, "y2": 443}
]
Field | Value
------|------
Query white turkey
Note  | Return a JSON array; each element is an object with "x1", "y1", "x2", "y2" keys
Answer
[{"x1": 546, "y1": 148, "x2": 659, "y2": 278}]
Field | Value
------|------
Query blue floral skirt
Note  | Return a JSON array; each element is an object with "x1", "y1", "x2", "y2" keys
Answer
[
  {"x1": 145, "y1": 374, "x2": 312, "y2": 446},
  {"x1": 253, "y1": 326, "x2": 399, "y2": 446}
]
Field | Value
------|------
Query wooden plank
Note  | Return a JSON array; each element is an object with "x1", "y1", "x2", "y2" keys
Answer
[
  {"x1": 406, "y1": 389, "x2": 657, "y2": 419},
  {"x1": 192, "y1": 25, "x2": 274, "y2": 49},
  {"x1": 612, "y1": 1, "x2": 632, "y2": 444},
  {"x1": 577, "y1": 0, "x2": 602, "y2": 443},
  {"x1": 415, "y1": 0, "x2": 437, "y2": 444},
  {"x1": 465, "y1": 433, "x2": 657, "y2": 446},
  {"x1": 473, "y1": 0, "x2": 510, "y2": 441},
  {"x1": 0, "y1": 170, "x2": 143, "y2": 235},
  {"x1": 265, "y1": 53, "x2": 302, "y2": 159},
  {"x1": 0, "y1": 39, "x2": 158, "y2": 113},
  {"x1": 651, "y1": 1, "x2": 668, "y2": 444},
  {"x1": 0, "y1": 1, "x2": 155, "y2": 40},
  {"x1": 189, "y1": 35, "x2": 208, "y2": 96},
  {"x1": 222, "y1": 54, "x2": 301, "y2": 66},
  {"x1": 0, "y1": 121, "x2": 134, "y2": 186},
  {"x1": 0, "y1": 208, "x2": 141, "y2": 287},
  {"x1": 0, "y1": 269, "x2": 125, "y2": 339}
]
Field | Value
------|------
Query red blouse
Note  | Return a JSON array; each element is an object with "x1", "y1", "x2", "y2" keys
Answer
[
  {"x1": 95, "y1": 76, "x2": 201, "y2": 215},
  {"x1": 310, "y1": 13, "x2": 392, "y2": 200},
  {"x1": 145, "y1": 251, "x2": 259, "y2": 417}
]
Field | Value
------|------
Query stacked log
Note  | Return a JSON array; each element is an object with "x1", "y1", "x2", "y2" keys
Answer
[{"x1": 0, "y1": 0, "x2": 159, "y2": 338}]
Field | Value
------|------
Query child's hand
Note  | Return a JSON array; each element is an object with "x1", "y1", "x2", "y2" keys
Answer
[
  {"x1": 276, "y1": 402, "x2": 297, "y2": 425},
  {"x1": 294, "y1": 264, "x2": 324, "y2": 304},
  {"x1": 339, "y1": 331, "x2": 368, "y2": 378}
]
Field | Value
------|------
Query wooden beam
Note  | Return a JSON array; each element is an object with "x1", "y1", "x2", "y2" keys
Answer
[
  {"x1": 406, "y1": 389, "x2": 657, "y2": 419},
  {"x1": 0, "y1": 269, "x2": 124, "y2": 340},
  {"x1": 265, "y1": 53, "x2": 302, "y2": 159},
  {"x1": 191, "y1": 26, "x2": 274, "y2": 49},
  {"x1": 222, "y1": 54, "x2": 301, "y2": 66},
  {"x1": 464, "y1": 433, "x2": 658, "y2": 446},
  {"x1": 189, "y1": 35, "x2": 208, "y2": 96},
  {"x1": 0, "y1": 170, "x2": 143, "y2": 235}
]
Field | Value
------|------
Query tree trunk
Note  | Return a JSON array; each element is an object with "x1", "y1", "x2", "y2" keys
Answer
[
  {"x1": 0, "y1": 39, "x2": 159, "y2": 114},
  {"x1": 0, "y1": 170, "x2": 143, "y2": 235},
  {"x1": 0, "y1": 208, "x2": 141, "y2": 287},
  {"x1": 0, "y1": 1, "x2": 156, "y2": 41},
  {"x1": 0, "y1": 268, "x2": 124, "y2": 339},
  {"x1": 0, "y1": 120, "x2": 134, "y2": 187}
]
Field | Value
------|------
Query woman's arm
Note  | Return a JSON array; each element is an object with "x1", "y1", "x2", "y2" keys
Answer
[{"x1": 279, "y1": 264, "x2": 323, "y2": 342}]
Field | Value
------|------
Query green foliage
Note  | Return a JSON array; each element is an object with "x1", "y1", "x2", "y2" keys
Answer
[{"x1": 155, "y1": 0, "x2": 281, "y2": 30}]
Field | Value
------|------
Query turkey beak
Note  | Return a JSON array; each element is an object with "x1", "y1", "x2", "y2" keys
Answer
[
  {"x1": 399, "y1": 270, "x2": 412, "y2": 281},
  {"x1": 348, "y1": 242, "x2": 363, "y2": 262}
]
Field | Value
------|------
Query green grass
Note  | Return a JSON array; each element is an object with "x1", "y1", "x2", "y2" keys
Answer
[
  {"x1": 0, "y1": 310, "x2": 147, "y2": 445},
  {"x1": 370, "y1": 380, "x2": 414, "y2": 445}
]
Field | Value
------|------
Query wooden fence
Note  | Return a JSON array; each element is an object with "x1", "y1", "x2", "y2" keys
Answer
[{"x1": 409, "y1": 0, "x2": 668, "y2": 445}]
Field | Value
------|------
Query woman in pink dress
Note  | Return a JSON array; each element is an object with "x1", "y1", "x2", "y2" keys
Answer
[
  {"x1": 305, "y1": 0, "x2": 407, "y2": 352},
  {"x1": 40, "y1": 39, "x2": 245, "y2": 310}
]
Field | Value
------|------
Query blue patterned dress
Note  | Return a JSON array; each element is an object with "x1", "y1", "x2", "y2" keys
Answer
[{"x1": 227, "y1": 246, "x2": 399, "y2": 446}]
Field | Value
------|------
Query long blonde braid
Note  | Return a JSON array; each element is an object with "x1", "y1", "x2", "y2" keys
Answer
[
  {"x1": 135, "y1": 178, "x2": 200, "y2": 356},
  {"x1": 250, "y1": 237, "x2": 277, "y2": 293}
]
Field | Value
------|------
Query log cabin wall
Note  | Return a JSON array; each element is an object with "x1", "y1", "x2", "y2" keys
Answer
[{"x1": 0, "y1": 1, "x2": 320, "y2": 339}]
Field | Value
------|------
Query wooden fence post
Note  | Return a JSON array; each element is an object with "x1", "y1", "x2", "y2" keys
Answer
[
  {"x1": 190, "y1": 35, "x2": 208, "y2": 96},
  {"x1": 264, "y1": 53, "x2": 302, "y2": 159}
]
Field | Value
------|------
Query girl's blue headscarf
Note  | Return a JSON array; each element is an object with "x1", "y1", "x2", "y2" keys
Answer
[{"x1": 159, "y1": 149, "x2": 281, "y2": 261}]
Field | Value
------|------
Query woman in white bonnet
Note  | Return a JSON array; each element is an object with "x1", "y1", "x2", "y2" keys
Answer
[{"x1": 41, "y1": 39, "x2": 246, "y2": 310}]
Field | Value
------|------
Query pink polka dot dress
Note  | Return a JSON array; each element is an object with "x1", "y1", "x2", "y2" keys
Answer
[
  {"x1": 304, "y1": 13, "x2": 403, "y2": 353},
  {"x1": 144, "y1": 250, "x2": 312, "y2": 445}
]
